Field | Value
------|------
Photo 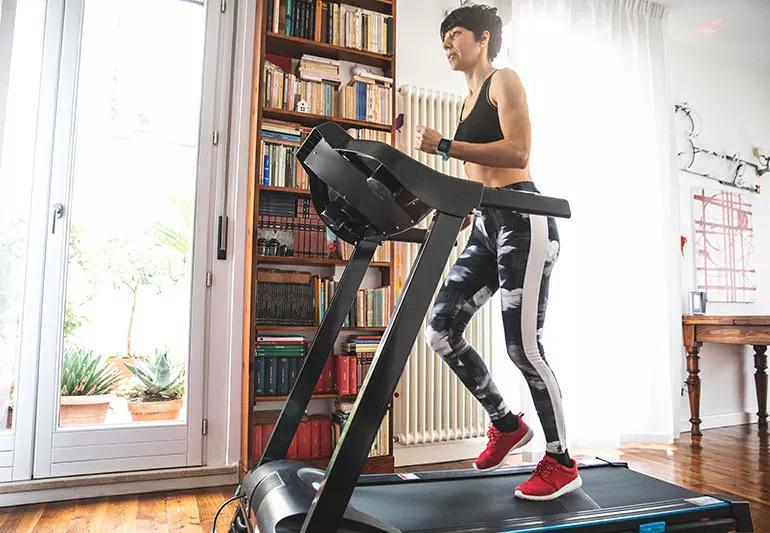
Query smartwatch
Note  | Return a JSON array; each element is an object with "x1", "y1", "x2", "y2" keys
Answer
[{"x1": 437, "y1": 138, "x2": 452, "y2": 161}]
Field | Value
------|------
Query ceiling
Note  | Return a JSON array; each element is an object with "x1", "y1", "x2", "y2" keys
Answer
[{"x1": 662, "y1": 0, "x2": 770, "y2": 71}]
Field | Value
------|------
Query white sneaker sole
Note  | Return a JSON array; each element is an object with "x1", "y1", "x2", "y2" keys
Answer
[
  {"x1": 514, "y1": 474, "x2": 583, "y2": 501},
  {"x1": 472, "y1": 427, "x2": 534, "y2": 472}
]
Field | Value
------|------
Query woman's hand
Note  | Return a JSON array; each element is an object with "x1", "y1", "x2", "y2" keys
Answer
[{"x1": 415, "y1": 125, "x2": 442, "y2": 154}]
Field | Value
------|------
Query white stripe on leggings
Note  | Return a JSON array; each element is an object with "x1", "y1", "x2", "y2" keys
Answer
[{"x1": 521, "y1": 214, "x2": 566, "y2": 453}]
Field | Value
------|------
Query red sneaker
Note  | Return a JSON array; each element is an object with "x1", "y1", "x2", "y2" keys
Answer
[
  {"x1": 514, "y1": 454, "x2": 582, "y2": 501},
  {"x1": 472, "y1": 414, "x2": 533, "y2": 471}
]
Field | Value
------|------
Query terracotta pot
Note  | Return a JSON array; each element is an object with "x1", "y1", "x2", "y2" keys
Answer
[
  {"x1": 60, "y1": 394, "x2": 112, "y2": 426},
  {"x1": 127, "y1": 398, "x2": 183, "y2": 422}
]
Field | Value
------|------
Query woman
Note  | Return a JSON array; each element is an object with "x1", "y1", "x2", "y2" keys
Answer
[{"x1": 415, "y1": 4, "x2": 581, "y2": 501}]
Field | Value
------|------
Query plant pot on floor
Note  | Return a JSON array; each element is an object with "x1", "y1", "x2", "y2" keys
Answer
[
  {"x1": 60, "y1": 394, "x2": 113, "y2": 426},
  {"x1": 127, "y1": 398, "x2": 183, "y2": 422}
]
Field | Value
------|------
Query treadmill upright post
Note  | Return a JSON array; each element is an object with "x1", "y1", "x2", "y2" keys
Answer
[
  {"x1": 300, "y1": 211, "x2": 465, "y2": 533},
  {"x1": 259, "y1": 239, "x2": 378, "y2": 465}
]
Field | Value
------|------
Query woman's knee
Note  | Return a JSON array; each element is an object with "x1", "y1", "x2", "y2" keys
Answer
[{"x1": 426, "y1": 322, "x2": 453, "y2": 357}]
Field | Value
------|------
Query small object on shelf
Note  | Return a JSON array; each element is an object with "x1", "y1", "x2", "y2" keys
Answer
[{"x1": 295, "y1": 99, "x2": 309, "y2": 113}]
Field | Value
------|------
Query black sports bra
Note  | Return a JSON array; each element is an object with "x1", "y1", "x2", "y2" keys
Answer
[{"x1": 454, "y1": 69, "x2": 504, "y2": 144}]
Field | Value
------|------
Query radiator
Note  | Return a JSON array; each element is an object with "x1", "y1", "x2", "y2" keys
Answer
[{"x1": 393, "y1": 85, "x2": 493, "y2": 446}]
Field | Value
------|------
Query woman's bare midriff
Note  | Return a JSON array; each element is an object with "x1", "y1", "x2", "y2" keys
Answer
[{"x1": 464, "y1": 161, "x2": 531, "y2": 188}]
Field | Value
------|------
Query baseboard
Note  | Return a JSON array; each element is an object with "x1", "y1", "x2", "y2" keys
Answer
[
  {"x1": 395, "y1": 438, "x2": 504, "y2": 467},
  {"x1": 0, "y1": 464, "x2": 239, "y2": 507},
  {"x1": 679, "y1": 411, "x2": 755, "y2": 433}
]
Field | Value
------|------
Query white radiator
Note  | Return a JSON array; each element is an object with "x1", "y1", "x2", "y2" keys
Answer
[{"x1": 393, "y1": 86, "x2": 494, "y2": 447}]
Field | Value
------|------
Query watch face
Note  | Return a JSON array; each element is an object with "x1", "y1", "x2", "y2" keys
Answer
[{"x1": 438, "y1": 138, "x2": 451, "y2": 153}]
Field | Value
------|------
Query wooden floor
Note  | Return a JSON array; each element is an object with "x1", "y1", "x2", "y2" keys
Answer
[{"x1": 0, "y1": 423, "x2": 766, "y2": 531}]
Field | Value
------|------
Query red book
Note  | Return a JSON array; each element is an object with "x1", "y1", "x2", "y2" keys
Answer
[
  {"x1": 348, "y1": 354, "x2": 358, "y2": 394},
  {"x1": 261, "y1": 423, "x2": 274, "y2": 454},
  {"x1": 335, "y1": 355, "x2": 349, "y2": 395},
  {"x1": 320, "y1": 417, "x2": 332, "y2": 457},
  {"x1": 287, "y1": 434, "x2": 298, "y2": 459},
  {"x1": 252, "y1": 425, "x2": 263, "y2": 460},
  {"x1": 324, "y1": 357, "x2": 334, "y2": 392},
  {"x1": 298, "y1": 419, "x2": 312, "y2": 459},
  {"x1": 310, "y1": 417, "x2": 322, "y2": 459}
]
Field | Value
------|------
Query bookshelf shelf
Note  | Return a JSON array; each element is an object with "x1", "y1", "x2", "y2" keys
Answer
[
  {"x1": 265, "y1": 32, "x2": 393, "y2": 70},
  {"x1": 262, "y1": 107, "x2": 392, "y2": 132},
  {"x1": 257, "y1": 255, "x2": 390, "y2": 268},
  {"x1": 247, "y1": 454, "x2": 393, "y2": 474},
  {"x1": 257, "y1": 184, "x2": 310, "y2": 195},
  {"x1": 255, "y1": 325, "x2": 387, "y2": 332}
]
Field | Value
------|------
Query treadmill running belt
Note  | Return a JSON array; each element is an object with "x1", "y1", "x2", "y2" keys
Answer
[{"x1": 349, "y1": 466, "x2": 706, "y2": 532}]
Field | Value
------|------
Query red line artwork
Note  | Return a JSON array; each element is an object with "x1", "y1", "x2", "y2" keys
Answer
[{"x1": 691, "y1": 187, "x2": 755, "y2": 303}]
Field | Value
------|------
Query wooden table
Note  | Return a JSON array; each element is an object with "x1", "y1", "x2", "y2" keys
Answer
[{"x1": 682, "y1": 315, "x2": 769, "y2": 436}]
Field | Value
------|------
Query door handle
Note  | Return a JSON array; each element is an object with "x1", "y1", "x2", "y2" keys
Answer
[{"x1": 52, "y1": 203, "x2": 64, "y2": 234}]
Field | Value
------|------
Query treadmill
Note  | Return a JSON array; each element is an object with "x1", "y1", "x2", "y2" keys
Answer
[{"x1": 230, "y1": 122, "x2": 754, "y2": 533}]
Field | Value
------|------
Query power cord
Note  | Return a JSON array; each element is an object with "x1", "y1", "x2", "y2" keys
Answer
[{"x1": 211, "y1": 495, "x2": 242, "y2": 533}]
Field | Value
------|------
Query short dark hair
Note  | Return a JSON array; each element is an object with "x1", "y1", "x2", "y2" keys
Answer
[{"x1": 440, "y1": 4, "x2": 503, "y2": 62}]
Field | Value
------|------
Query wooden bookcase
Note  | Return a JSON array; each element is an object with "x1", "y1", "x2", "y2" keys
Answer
[{"x1": 241, "y1": 0, "x2": 398, "y2": 477}]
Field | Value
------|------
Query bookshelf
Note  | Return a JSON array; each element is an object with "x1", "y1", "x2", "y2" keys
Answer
[{"x1": 242, "y1": 0, "x2": 399, "y2": 476}]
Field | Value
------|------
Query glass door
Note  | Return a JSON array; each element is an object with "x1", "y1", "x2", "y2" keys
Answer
[
  {"x1": 0, "y1": 0, "x2": 48, "y2": 482},
  {"x1": 33, "y1": 0, "x2": 217, "y2": 478}
]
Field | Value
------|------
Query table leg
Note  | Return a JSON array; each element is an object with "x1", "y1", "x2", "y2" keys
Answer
[
  {"x1": 754, "y1": 345, "x2": 768, "y2": 429},
  {"x1": 686, "y1": 344, "x2": 703, "y2": 437}
]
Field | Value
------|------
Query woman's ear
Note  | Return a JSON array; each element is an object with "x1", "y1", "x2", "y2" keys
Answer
[{"x1": 481, "y1": 30, "x2": 490, "y2": 48}]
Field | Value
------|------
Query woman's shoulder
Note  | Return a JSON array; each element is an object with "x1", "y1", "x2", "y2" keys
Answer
[{"x1": 488, "y1": 68, "x2": 525, "y2": 106}]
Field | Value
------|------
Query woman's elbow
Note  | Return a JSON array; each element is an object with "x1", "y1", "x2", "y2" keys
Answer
[{"x1": 509, "y1": 147, "x2": 529, "y2": 169}]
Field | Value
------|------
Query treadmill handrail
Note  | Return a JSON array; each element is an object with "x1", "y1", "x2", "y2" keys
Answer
[
  {"x1": 309, "y1": 122, "x2": 572, "y2": 220},
  {"x1": 480, "y1": 186, "x2": 572, "y2": 218}
]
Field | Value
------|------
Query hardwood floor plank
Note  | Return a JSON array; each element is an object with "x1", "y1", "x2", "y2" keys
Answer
[
  {"x1": 100, "y1": 494, "x2": 138, "y2": 533},
  {"x1": 1, "y1": 503, "x2": 45, "y2": 532},
  {"x1": 166, "y1": 491, "x2": 201, "y2": 532},
  {"x1": 136, "y1": 492, "x2": 169, "y2": 533}
]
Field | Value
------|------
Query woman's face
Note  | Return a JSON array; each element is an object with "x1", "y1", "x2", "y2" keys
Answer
[{"x1": 442, "y1": 26, "x2": 488, "y2": 71}]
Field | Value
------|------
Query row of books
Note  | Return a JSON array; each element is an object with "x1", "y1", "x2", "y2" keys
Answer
[
  {"x1": 333, "y1": 399, "x2": 390, "y2": 458},
  {"x1": 255, "y1": 336, "x2": 336, "y2": 396},
  {"x1": 252, "y1": 413, "x2": 333, "y2": 460},
  {"x1": 349, "y1": 285, "x2": 390, "y2": 327},
  {"x1": 256, "y1": 270, "x2": 317, "y2": 325},
  {"x1": 335, "y1": 238, "x2": 391, "y2": 262},
  {"x1": 314, "y1": 277, "x2": 390, "y2": 327},
  {"x1": 259, "y1": 119, "x2": 391, "y2": 189},
  {"x1": 254, "y1": 335, "x2": 380, "y2": 397},
  {"x1": 256, "y1": 269, "x2": 390, "y2": 327},
  {"x1": 257, "y1": 215, "x2": 331, "y2": 259},
  {"x1": 258, "y1": 190, "x2": 302, "y2": 217},
  {"x1": 266, "y1": 0, "x2": 394, "y2": 55},
  {"x1": 264, "y1": 60, "x2": 392, "y2": 125},
  {"x1": 251, "y1": 409, "x2": 390, "y2": 461}
]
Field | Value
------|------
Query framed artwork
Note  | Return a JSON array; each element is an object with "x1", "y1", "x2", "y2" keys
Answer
[{"x1": 691, "y1": 187, "x2": 756, "y2": 303}]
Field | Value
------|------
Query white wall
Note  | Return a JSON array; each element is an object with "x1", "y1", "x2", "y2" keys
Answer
[{"x1": 670, "y1": 40, "x2": 770, "y2": 431}]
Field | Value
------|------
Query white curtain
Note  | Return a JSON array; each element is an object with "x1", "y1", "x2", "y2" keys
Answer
[{"x1": 492, "y1": 0, "x2": 683, "y2": 452}]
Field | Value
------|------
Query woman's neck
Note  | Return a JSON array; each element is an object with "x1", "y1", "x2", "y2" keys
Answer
[{"x1": 463, "y1": 62, "x2": 496, "y2": 95}]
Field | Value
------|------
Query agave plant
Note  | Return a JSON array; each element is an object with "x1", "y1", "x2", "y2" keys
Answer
[
  {"x1": 60, "y1": 346, "x2": 122, "y2": 396},
  {"x1": 125, "y1": 349, "x2": 185, "y2": 402}
]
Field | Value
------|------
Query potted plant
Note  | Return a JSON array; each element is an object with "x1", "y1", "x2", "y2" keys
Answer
[
  {"x1": 125, "y1": 350, "x2": 185, "y2": 422},
  {"x1": 60, "y1": 346, "x2": 121, "y2": 426}
]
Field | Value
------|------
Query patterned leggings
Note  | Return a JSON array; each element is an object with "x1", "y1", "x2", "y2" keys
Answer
[{"x1": 425, "y1": 181, "x2": 567, "y2": 453}]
